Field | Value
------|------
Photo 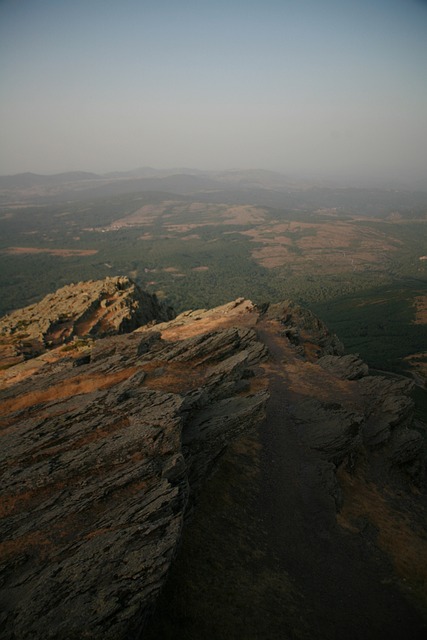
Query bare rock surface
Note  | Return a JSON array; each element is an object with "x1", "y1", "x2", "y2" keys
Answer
[
  {"x1": 263, "y1": 299, "x2": 345, "y2": 357},
  {"x1": 0, "y1": 297, "x2": 267, "y2": 639},
  {"x1": 318, "y1": 353, "x2": 369, "y2": 379},
  {"x1": 0, "y1": 291, "x2": 426, "y2": 639},
  {"x1": 0, "y1": 276, "x2": 174, "y2": 366}
]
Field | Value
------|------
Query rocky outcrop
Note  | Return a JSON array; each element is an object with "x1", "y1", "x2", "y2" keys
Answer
[
  {"x1": 0, "y1": 298, "x2": 268, "y2": 639},
  {"x1": 293, "y1": 398, "x2": 364, "y2": 466},
  {"x1": 357, "y1": 375, "x2": 424, "y2": 480},
  {"x1": 0, "y1": 276, "x2": 174, "y2": 366},
  {"x1": 262, "y1": 299, "x2": 345, "y2": 358},
  {"x1": 317, "y1": 355, "x2": 424, "y2": 481},
  {"x1": 318, "y1": 353, "x2": 369, "y2": 379},
  {"x1": 0, "y1": 291, "x2": 425, "y2": 639}
]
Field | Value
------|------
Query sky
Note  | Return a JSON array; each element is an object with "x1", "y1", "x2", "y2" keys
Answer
[{"x1": 1, "y1": 0, "x2": 427, "y2": 185}]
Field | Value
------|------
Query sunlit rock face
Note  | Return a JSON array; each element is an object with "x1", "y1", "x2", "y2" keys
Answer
[
  {"x1": 0, "y1": 276, "x2": 175, "y2": 365},
  {"x1": 0, "y1": 296, "x2": 268, "y2": 639}
]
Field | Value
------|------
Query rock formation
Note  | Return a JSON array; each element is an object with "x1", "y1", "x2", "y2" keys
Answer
[
  {"x1": 0, "y1": 295, "x2": 268, "y2": 639},
  {"x1": 0, "y1": 276, "x2": 174, "y2": 366},
  {"x1": 0, "y1": 284, "x2": 425, "y2": 639}
]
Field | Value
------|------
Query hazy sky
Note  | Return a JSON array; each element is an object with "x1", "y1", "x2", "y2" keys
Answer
[{"x1": 1, "y1": 0, "x2": 427, "y2": 184}]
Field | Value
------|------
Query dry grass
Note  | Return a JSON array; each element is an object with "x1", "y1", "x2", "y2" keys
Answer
[
  {"x1": 278, "y1": 359, "x2": 356, "y2": 404},
  {"x1": 141, "y1": 360, "x2": 207, "y2": 394},
  {"x1": 252, "y1": 246, "x2": 292, "y2": 268},
  {"x1": 222, "y1": 205, "x2": 267, "y2": 225},
  {"x1": 413, "y1": 296, "x2": 427, "y2": 325},
  {"x1": 258, "y1": 318, "x2": 356, "y2": 405},
  {"x1": 157, "y1": 301, "x2": 257, "y2": 342},
  {"x1": 404, "y1": 352, "x2": 427, "y2": 380},
  {"x1": 239, "y1": 219, "x2": 398, "y2": 272},
  {"x1": 0, "y1": 345, "x2": 91, "y2": 391},
  {"x1": 107, "y1": 202, "x2": 267, "y2": 235},
  {"x1": 0, "y1": 481, "x2": 67, "y2": 519},
  {"x1": 164, "y1": 222, "x2": 217, "y2": 233},
  {"x1": 2, "y1": 247, "x2": 98, "y2": 257},
  {"x1": 337, "y1": 468, "x2": 427, "y2": 609},
  {"x1": 0, "y1": 367, "x2": 140, "y2": 416},
  {"x1": 106, "y1": 202, "x2": 177, "y2": 229}
]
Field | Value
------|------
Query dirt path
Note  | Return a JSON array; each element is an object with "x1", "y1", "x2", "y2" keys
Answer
[
  {"x1": 257, "y1": 319, "x2": 427, "y2": 640},
  {"x1": 145, "y1": 317, "x2": 426, "y2": 639}
]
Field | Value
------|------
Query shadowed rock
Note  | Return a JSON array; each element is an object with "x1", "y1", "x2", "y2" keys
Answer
[{"x1": 318, "y1": 353, "x2": 369, "y2": 379}]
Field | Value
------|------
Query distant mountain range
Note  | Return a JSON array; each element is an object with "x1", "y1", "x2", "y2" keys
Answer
[
  {"x1": 1, "y1": 168, "x2": 427, "y2": 212},
  {"x1": 0, "y1": 167, "x2": 307, "y2": 191},
  {"x1": 0, "y1": 168, "x2": 314, "y2": 205},
  {"x1": 0, "y1": 171, "x2": 102, "y2": 189}
]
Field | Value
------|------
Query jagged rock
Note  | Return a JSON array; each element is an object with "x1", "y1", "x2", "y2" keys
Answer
[
  {"x1": 389, "y1": 429, "x2": 424, "y2": 467},
  {"x1": 358, "y1": 376, "x2": 415, "y2": 446},
  {"x1": 318, "y1": 353, "x2": 369, "y2": 380},
  {"x1": 146, "y1": 326, "x2": 267, "y2": 368},
  {"x1": 0, "y1": 297, "x2": 268, "y2": 640},
  {"x1": 263, "y1": 299, "x2": 345, "y2": 357},
  {"x1": 318, "y1": 460, "x2": 344, "y2": 510},
  {"x1": 292, "y1": 398, "x2": 363, "y2": 465},
  {"x1": 351, "y1": 374, "x2": 425, "y2": 481},
  {"x1": 0, "y1": 291, "x2": 425, "y2": 639},
  {"x1": 0, "y1": 276, "x2": 174, "y2": 363}
]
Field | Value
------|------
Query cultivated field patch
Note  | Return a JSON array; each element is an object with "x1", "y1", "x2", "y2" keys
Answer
[{"x1": 2, "y1": 247, "x2": 98, "y2": 257}]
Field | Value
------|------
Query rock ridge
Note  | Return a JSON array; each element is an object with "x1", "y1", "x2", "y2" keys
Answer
[
  {"x1": 0, "y1": 296, "x2": 267, "y2": 639},
  {"x1": 0, "y1": 288, "x2": 425, "y2": 638}
]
